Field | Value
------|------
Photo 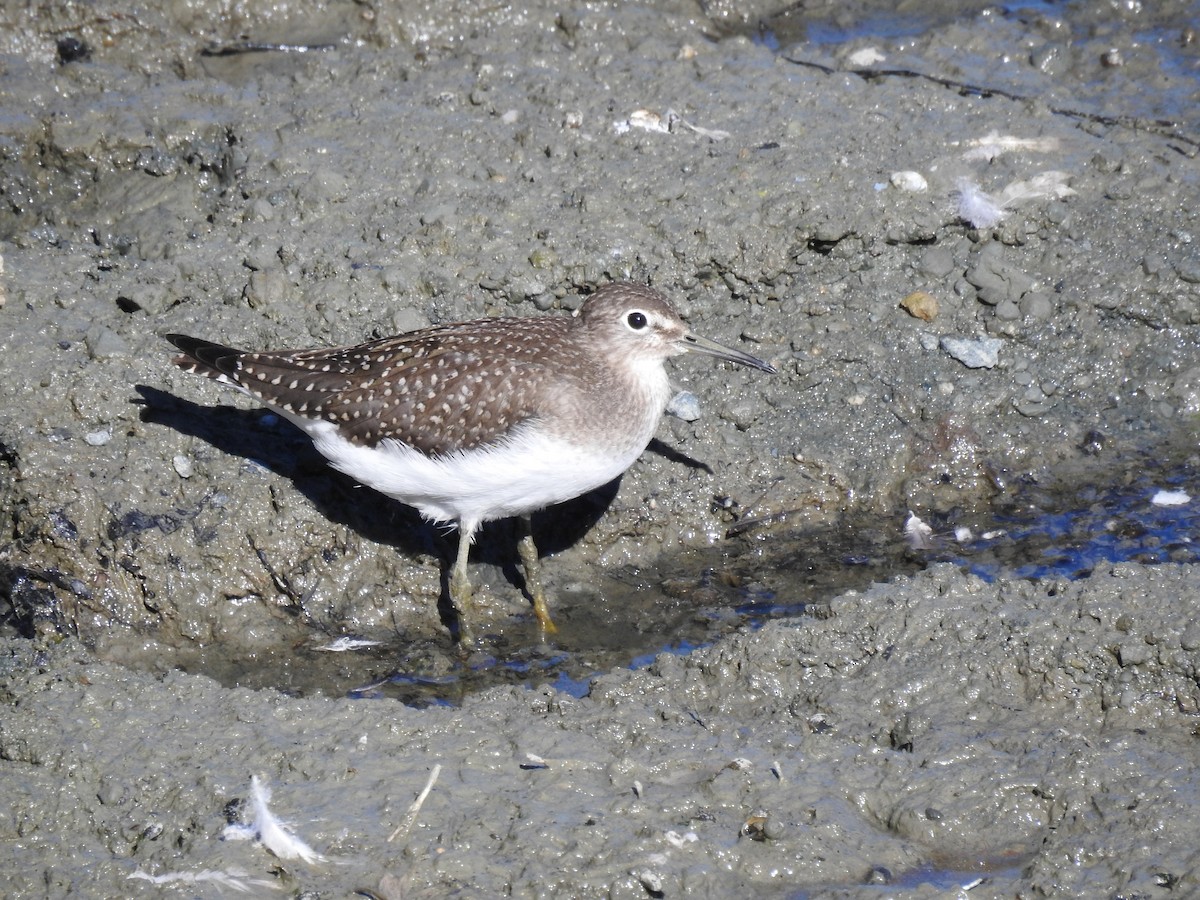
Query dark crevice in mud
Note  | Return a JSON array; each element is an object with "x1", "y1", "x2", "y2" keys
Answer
[
  {"x1": 0, "y1": 566, "x2": 75, "y2": 640},
  {"x1": 783, "y1": 55, "x2": 1200, "y2": 147}
]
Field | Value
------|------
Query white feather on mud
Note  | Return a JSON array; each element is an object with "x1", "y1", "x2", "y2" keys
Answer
[
  {"x1": 955, "y1": 172, "x2": 1075, "y2": 228},
  {"x1": 222, "y1": 775, "x2": 325, "y2": 865},
  {"x1": 314, "y1": 636, "x2": 383, "y2": 652},
  {"x1": 961, "y1": 131, "x2": 1061, "y2": 161},
  {"x1": 613, "y1": 108, "x2": 730, "y2": 141},
  {"x1": 129, "y1": 868, "x2": 279, "y2": 893},
  {"x1": 904, "y1": 512, "x2": 935, "y2": 550}
]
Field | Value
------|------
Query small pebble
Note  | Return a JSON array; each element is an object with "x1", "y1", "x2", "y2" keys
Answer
[
  {"x1": 1180, "y1": 626, "x2": 1200, "y2": 651},
  {"x1": 918, "y1": 247, "x2": 956, "y2": 278},
  {"x1": 847, "y1": 46, "x2": 886, "y2": 66},
  {"x1": 1117, "y1": 640, "x2": 1150, "y2": 667},
  {"x1": 666, "y1": 390, "x2": 702, "y2": 421},
  {"x1": 86, "y1": 328, "x2": 130, "y2": 359},
  {"x1": 1080, "y1": 430, "x2": 1106, "y2": 455},
  {"x1": 84, "y1": 428, "x2": 112, "y2": 447},
  {"x1": 761, "y1": 818, "x2": 788, "y2": 841},
  {"x1": 1020, "y1": 291, "x2": 1054, "y2": 320},
  {"x1": 636, "y1": 869, "x2": 663, "y2": 892},
  {"x1": 1151, "y1": 489, "x2": 1190, "y2": 507},
  {"x1": 173, "y1": 455, "x2": 194, "y2": 478},
  {"x1": 993, "y1": 298, "x2": 1021, "y2": 321},
  {"x1": 940, "y1": 336, "x2": 1003, "y2": 369},
  {"x1": 664, "y1": 830, "x2": 697, "y2": 848},
  {"x1": 741, "y1": 814, "x2": 769, "y2": 841},
  {"x1": 866, "y1": 865, "x2": 893, "y2": 885},
  {"x1": 1175, "y1": 257, "x2": 1200, "y2": 284},
  {"x1": 890, "y1": 170, "x2": 928, "y2": 192},
  {"x1": 97, "y1": 776, "x2": 126, "y2": 806},
  {"x1": 899, "y1": 290, "x2": 938, "y2": 322}
]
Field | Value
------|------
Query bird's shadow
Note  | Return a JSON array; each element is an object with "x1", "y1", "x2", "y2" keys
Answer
[{"x1": 135, "y1": 386, "x2": 715, "y2": 635}]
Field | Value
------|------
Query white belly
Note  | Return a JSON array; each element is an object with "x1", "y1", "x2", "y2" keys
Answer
[{"x1": 296, "y1": 416, "x2": 655, "y2": 531}]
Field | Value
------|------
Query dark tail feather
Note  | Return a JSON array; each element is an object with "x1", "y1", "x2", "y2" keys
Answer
[{"x1": 165, "y1": 334, "x2": 245, "y2": 380}]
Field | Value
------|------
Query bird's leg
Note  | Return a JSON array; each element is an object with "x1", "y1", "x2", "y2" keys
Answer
[
  {"x1": 516, "y1": 515, "x2": 557, "y2": 635},
  {"x1": 449, "y1": 524, "x2": 476, "y2": 644}
]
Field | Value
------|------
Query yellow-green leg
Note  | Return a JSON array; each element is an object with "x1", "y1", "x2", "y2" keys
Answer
[
  {"x1": 449, "y1": 523, "x2": 476, "y2": 643},
  {"x1": 517, "y1": 515, "x2": 557, "y2": 635}
]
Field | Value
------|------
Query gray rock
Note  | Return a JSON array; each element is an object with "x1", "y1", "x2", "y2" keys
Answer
[{"x1": 940, "y1": 335, "x2": 1004, "y2": 369}]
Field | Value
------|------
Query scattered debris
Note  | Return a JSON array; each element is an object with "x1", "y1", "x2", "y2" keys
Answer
[
  {"x1": 677, "y1": 116, "x2": 731, "y2": 140},
  {"x1": 899, "y1": 290, "x2": 939, "y2": 322},
  {"x1": 664, "y1": 830, "x2": 698, "y2": 849},
  {"x1": 129, "y1": 868, "x2": 279, "y2": 893},
  {"x1": 955, "y1": 173, "x2": 1075, "y2": 228},
  {"x1": 666, "y1": 390, "x2": 702, "y2": 421},
  {"x1": 996, "y1": 171, "x2": 1076, "y2": 207},
  {"x1": 904, "y1": 512, "x2": 936, "y2": 551},
  {"x1": 1152, "y1": 489, "x2": 1191, "y2": 507},
  {"x1": 388, "y1": 764, "x2": 442, "y2": 843},
  {"x1": 223, "y1": 776, "x2": 324, "y2": 865},
  {"x1": 954, "y1": 179, "x2": 1008, "y2": 229},
  {"x1": 635, "y1": 869, "x2": 664, "y2": 893},
  {"x1": 740, "y1": 811, "x2": 772, "y2": 841},
  {"x1": 940, "y1": 335, "x2": 1004, "y2": 369},
  {"x1": 847, "y1": 46, "x2": 886, "y2": 67},
  {"x1": 961, "y1": 131, "x2": 1061, "y2": 162},
  {"x1": 619, "y1": 109, "x2": 671, "y2": 135},
  {"x1": 890, "y1": 170, "x2": 928, "y2": 192},
  {"x1": 613, "y1": 108, "x2": 730, "y2": 141},
  {"x1": 314, "y1": 637, "x2": 384, "y2": 652},
  {"x1": 203, "y1": 40, "x2": 337, "y2": 56}
]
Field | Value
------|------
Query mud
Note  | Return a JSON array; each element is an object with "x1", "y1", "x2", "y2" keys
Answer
[{"x1": 2, "y1": 0, "x2": 1199, "y2": 895}]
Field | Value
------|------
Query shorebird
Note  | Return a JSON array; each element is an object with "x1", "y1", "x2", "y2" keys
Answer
[{"x1": 167, "y1": 282, "x2": 775, "y2": 640}]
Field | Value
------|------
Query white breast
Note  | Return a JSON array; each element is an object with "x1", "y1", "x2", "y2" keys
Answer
[{"x1": 296, "y1": 415, "x2": 656, "y2": 530}]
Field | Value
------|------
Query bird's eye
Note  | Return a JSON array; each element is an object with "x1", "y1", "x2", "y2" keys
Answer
[{"x1": 627, "y1": 311, "x2": 648, "y2": 330}]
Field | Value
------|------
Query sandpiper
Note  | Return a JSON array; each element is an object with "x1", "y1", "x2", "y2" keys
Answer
[{"x1": 167, "y1": 282, "x2": 775, "y2": 640}]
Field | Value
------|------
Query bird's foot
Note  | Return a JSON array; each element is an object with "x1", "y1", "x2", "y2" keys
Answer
[{"x1": 517, "y1": 525, "x2": 557, "y2": 636}]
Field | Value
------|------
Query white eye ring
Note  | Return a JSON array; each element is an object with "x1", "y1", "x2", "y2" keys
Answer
[{"x1": 626, "y1": 310, "x2": 648, "y2": 330}]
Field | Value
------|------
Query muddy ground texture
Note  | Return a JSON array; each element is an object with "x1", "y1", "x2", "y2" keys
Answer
[{"x1": 2, "y1": 0, "x2": 1200, "y2": 896}]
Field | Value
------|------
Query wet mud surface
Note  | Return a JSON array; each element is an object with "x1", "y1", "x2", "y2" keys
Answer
[{"x1": 2, "y1": 0, "x2": 1200, "y2": 895}]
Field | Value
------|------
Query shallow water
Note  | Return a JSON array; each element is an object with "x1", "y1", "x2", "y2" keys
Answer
[
  {"x1": 169, "y1": 446, "x2": 1199, "y2": 706},
  {"x1": 757, "y1": 0, "x2": 1200, "y2": 146}
]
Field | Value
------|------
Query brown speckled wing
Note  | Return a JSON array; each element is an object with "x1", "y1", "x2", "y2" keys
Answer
[{"x1": 204, "y1": 318, "x2": 574, "y2": 457}]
